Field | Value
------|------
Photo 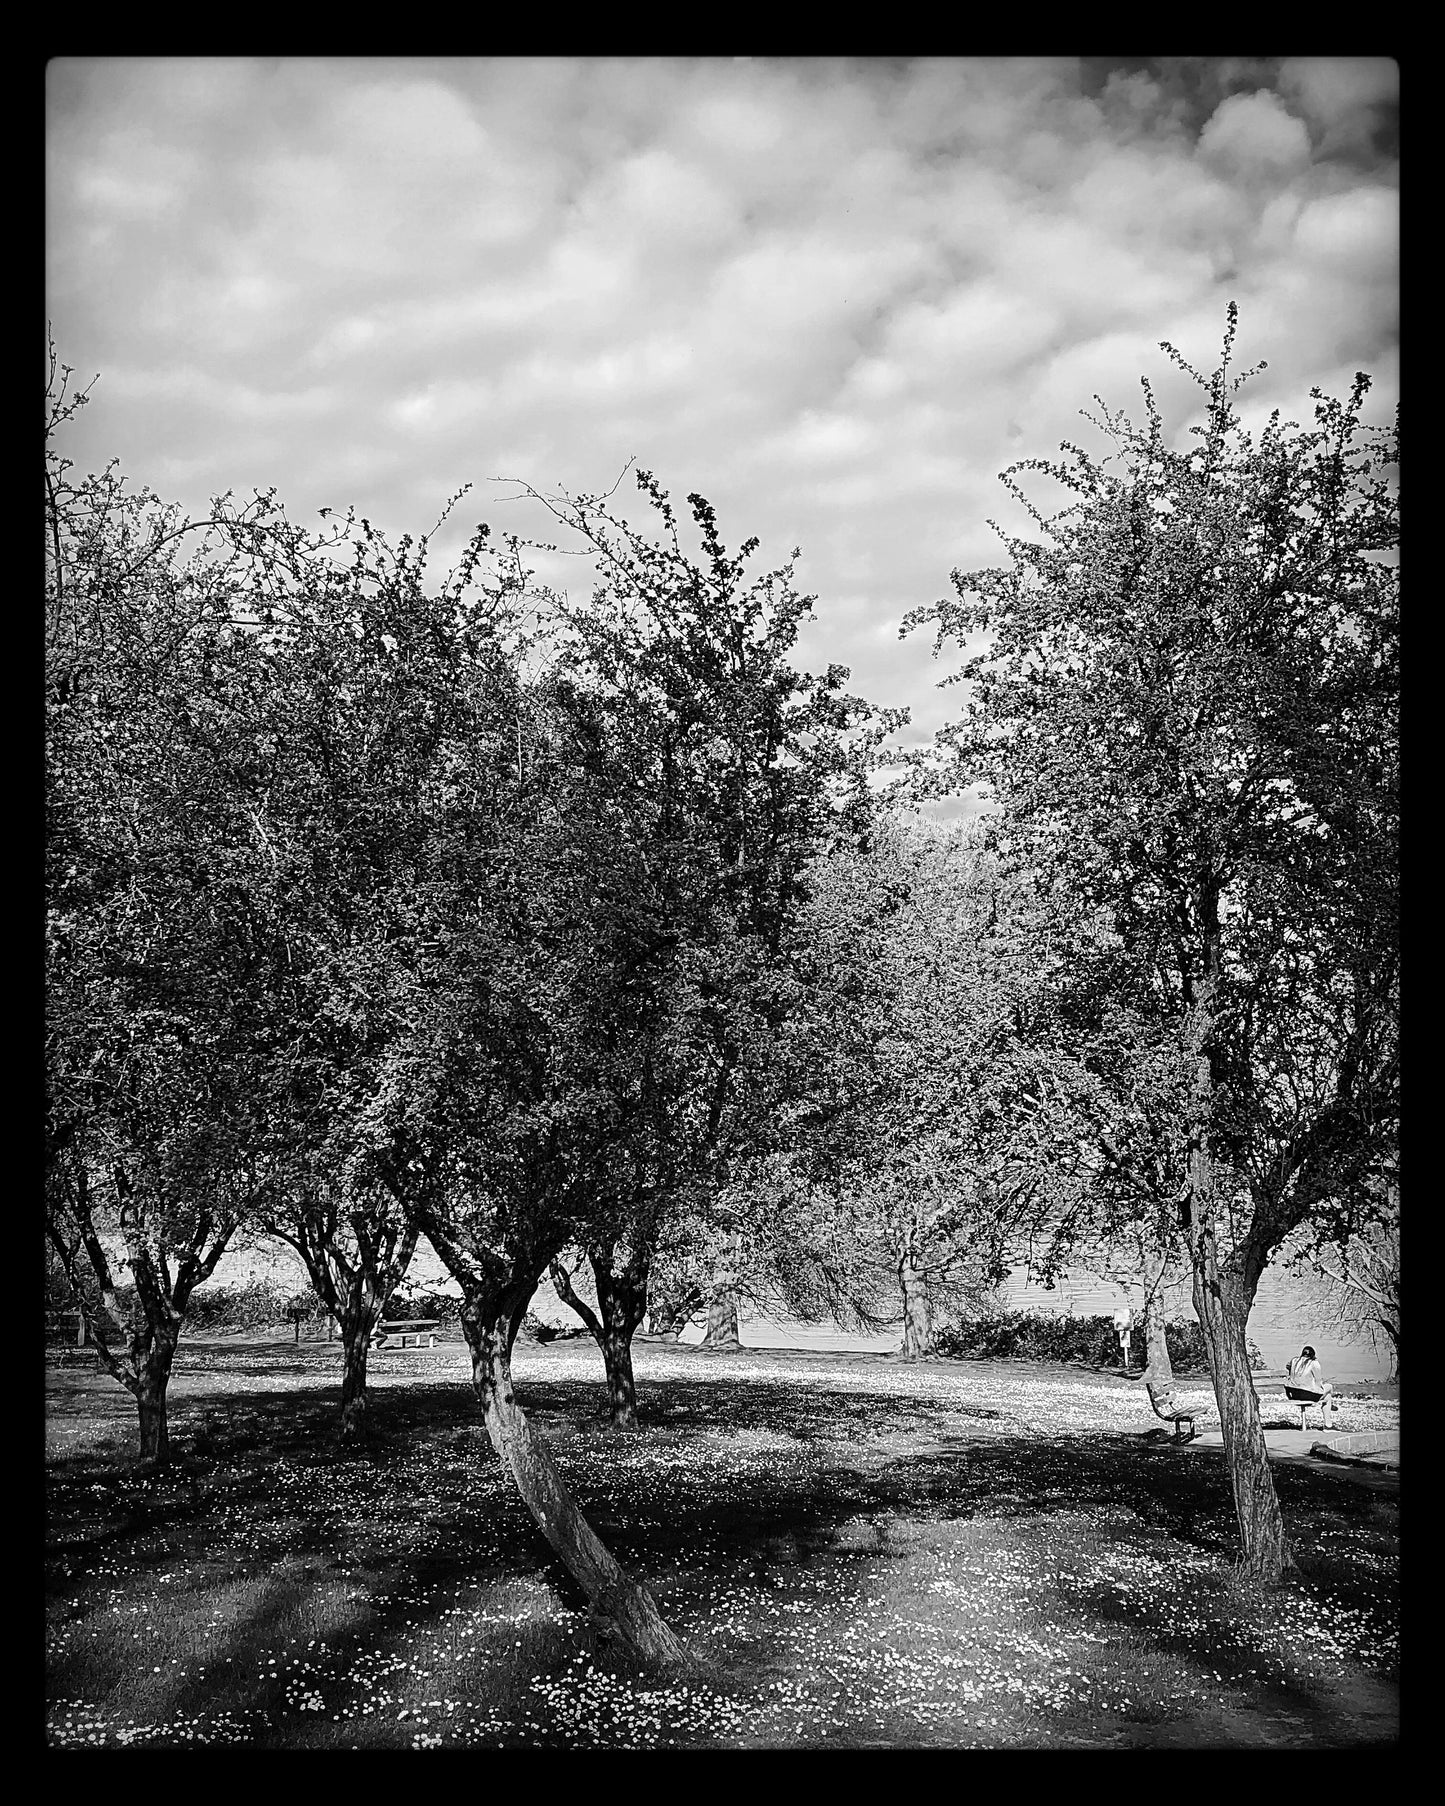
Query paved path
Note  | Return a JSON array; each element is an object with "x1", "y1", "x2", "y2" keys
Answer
[{"x1": 1185, "y1": 1424, "x2": 1399, "y2": 1484}]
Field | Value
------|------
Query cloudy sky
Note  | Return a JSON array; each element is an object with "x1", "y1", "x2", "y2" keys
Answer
[{"x1": 46, "y1": 56, "x2": 1398, "y2": 785}]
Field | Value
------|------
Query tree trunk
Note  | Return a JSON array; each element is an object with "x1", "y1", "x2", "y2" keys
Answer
[
  {"x1": 135, "y1": 1341, "x2": 175, "y2": 1466},
  {"x1": 1188, "y1": 1238, "x2": 1291, "y2": 1581},
  {"x1": 336, "y1": 1265, "x2": 390, "y2": 1444},
  {"x1": 702, "y1": 1236, "x2": 741, "y2": 1348},
  {"x1": 262, "y1": 1213, "x2": 416, "y2": 1440},
  {"x1": 602, "y1": 1320, "x2": 639, "y2": 1427},
  {"x1": 460, "y1": 1292, "x2": 690, "y2": 1669},
  {"x1": 1141, "y1": 1252, "x2": 1173, "y2": 1383},
  {"x1": 593, "y1": 1251, "x2": 648, "y2": 1430},
  {"x1": 1184, "y1": 966, "x2": 1293, "y2": 1584},
  {"x1": 550, "y1": 1250, "x2": 648, "y2": 1427},
  {"x1": 1377, "y1": 1318, "x2": 1400, "y2": 1380},
  {"x1": 898, "y1": 1249, "x2": 933, "y2": 1359},
  {"x1": 338, "y1": 1305, "x2": 375, "y2": 1444},
  {"x1": 647, "y1": 1284, "x2": 702, "y2": 1341}
]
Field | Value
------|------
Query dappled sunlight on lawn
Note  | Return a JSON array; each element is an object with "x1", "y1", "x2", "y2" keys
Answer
[{"x1": 46, "y1": 1344, "x2": 1398, "y2": 1748}]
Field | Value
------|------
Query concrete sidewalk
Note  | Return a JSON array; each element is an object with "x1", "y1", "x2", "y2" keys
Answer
[{"x1": 1186, "y1": 1424, "x2": 1399, "y2": 1475}]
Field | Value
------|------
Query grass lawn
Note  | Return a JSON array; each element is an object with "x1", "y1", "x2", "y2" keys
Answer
[{"x1": 45, "y1": 1336, "x2": 1399, "y2": 1749}]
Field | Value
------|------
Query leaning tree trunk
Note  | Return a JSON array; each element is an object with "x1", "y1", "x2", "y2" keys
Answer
[
  {"x1": 1184, "y1": 963, "x2": 1293, "y2": 1584},
  {"x1": 460, "y1": 1289, "x2": 690, "y2": 1669},
  {"x1": 702, "y1": 1236, "x2": 741, "y2": 1349},
  {"x1": 1376, "y1": 1318, "x2": 1400, "y2": 1380},
  {"x1": 1188, "y1": 1231, "x2": 1290, "y2": 1581}
]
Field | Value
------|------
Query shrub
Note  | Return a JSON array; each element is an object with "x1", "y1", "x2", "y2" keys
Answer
[
  {"x1": 47, "y1": 1273, "x2": 341, "y2": 1340},
  {"x1": 185, "y1": 1278, "x2": 322, "y2": 1332},
  {"x1": 932, "y1": 1309, "x2": 1117, "y2": 1366},
  {"x1": 386, "y1": 1285, "x2": 463, "y2": 1326},
  {"x1": 932, "y1": 1308, "x2": 1263, "y2": 1374},
  {"x1": 184, "y1": 1279, "x2": 466, "y2": 1334},
  {"x1": 517, "y1": 1312, "x2": 587, "y2": 1343}
]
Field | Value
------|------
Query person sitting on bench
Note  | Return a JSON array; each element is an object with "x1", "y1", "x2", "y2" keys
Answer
[{"x1": 1284, "y1": 1345, "x2": 1336, "y2": 1430}]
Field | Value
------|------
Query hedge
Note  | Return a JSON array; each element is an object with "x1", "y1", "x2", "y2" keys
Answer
[
  {"x1": 932, "y1": 1308, "x2": 1263, "y2": 1374},
  {"x1": 182, "y1": 1279, "x2": 322, "y2": 1331}
]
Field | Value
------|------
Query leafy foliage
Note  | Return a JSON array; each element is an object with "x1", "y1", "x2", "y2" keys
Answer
[
  {"x1": 931, "y1": 1308, "x2": 1256, "y2": 1375},
  {"x1": 770, "y1": 816, "x2": 1094, "y2": 1353},
  {"x1": 902, "y1": 309, "x2": 1397, "y2": 1576},
  {"x1": 182, "y1": 1280, "x2": 324, "y2": 1333}
]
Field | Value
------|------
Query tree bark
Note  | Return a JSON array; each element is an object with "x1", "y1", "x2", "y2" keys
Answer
[
  {"x1": 134, "y1": 1333, "x2": 177, "y2": 1466},
  {"x1": 898, "y1": 1245, "x2": 933, "y2": 1359},
  {"x1": 593, "y1": 1250, "x2": 648, "y2": 1429},
  {"x1": 647, "y1": 1282, "x2": 703, "y2": 1341},
  {"x1": 460, "y1": 1287, "x2": 690, "y2": 1669},
  {"x1": 1188, "y1": 1235, "x2": 1291, "y2": 1580},
  {"x1": 1183, "y1": 962, "x2": 1293, "y2": 1584},
  {"x1": 337, "y1": 1300, "x2": 379, "y2": 1444},
  {"x1": 551, "y1": 1249, "x2": 651, "y2": 1428},
  {"x1": 702, "y1": 1235, "x2": 741, "y2": 1348},
  {"x1": 1140, "y1": 1251, "x2": 1173, "y2": 1383}
]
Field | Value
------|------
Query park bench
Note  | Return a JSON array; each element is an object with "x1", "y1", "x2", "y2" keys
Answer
[
  {"x1": 1142, "y1": 1375, "x2": 1197, "y2": 1442},
  {"x1": 371, "y1": 1319, "x2": 439, "y2": 1349},
  {"x1": 1282, "y1": 1383, "x2": 1337, "y2": 1431},
  {"x1": 1250, "y1": 1371, "x2": 1339, "y2": 1431}
]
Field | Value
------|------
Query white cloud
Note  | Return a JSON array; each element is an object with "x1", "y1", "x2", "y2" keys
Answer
[
  {"x1": 882, "y1": 285, "x2": 1061, "y2": 385},
  {"x1": 45, "y1": 56, "x2": 1397, "y2": 739},
  {"x1": 1277, "y1": 57, "x2": 1398, "y2": 158},
  {"x1": 327, "y1": 76, "x2": 490, "y2": 169},
  {"x1": 1293, "y1": 187, "x2": 1398, "y2": 271},
  {"x1": 1197, "y1": 91, "x2": 1312, "y2": 184},
  {"x1": 67, "y1": 131, "x2": 196, "y2": 220}
]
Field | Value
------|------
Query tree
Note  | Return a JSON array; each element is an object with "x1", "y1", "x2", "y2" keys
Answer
[
  {"x1": 1031, "y1": 930, "x2": 1199, "y2": 1387},
  {"x1": 46, "y1": 347, "x2": 289, "y2": 1462},
  {"x1": 1293, "y1": 1185, "x2": 1399, "y2": 1378},
  {"x1": 781, "y1": 818, "x2": 1087, "y2": 1356},
  {"x1": 215, "y1": 508, "x2": 500, "y2": 1444},
  {"x1": 905, "y1": 307, "x2": 1398, "y2": 1580},
  {"x1": 355, "y1": 472, "x2": 890, "y2": 1659},
  {"x1": 261, "y1": 1184, "x2": 418, "y2": 1442},
  {"x1": 45, "y1": 341, "x2": 500, "y2": 1460},
  {"x1": 504, "y1": 469, "x2": 894, "y2": 1405},
  {"x1": 370, "y1": 657, "x2": 697, "y2": 1665},
  {"x1": 47, "y1": 347, "x2": 702, "y2": 1643}
]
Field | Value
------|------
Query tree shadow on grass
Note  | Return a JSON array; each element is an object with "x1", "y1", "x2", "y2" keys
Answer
[
  {"x1": 47, "y1": 1369, "x2": 1398, "y2": 1747},
  {"x1": 48, "y1": 1372, "x2": 1398, "y2": 1570}
]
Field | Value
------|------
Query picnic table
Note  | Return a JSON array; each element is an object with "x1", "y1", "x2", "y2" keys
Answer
[{"x1": 371, "y1": 1319, "x2": 440, "y2": 1349}]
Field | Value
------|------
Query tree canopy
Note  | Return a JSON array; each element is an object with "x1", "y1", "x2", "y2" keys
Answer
[{"x1": 904, "y1": 306, "x2": 1398, "y2": 1578}]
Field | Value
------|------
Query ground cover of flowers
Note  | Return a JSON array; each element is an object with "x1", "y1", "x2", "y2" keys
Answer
[{"x1": 46, "y1": 1339, "x2": 1399, "y2": 1749}]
